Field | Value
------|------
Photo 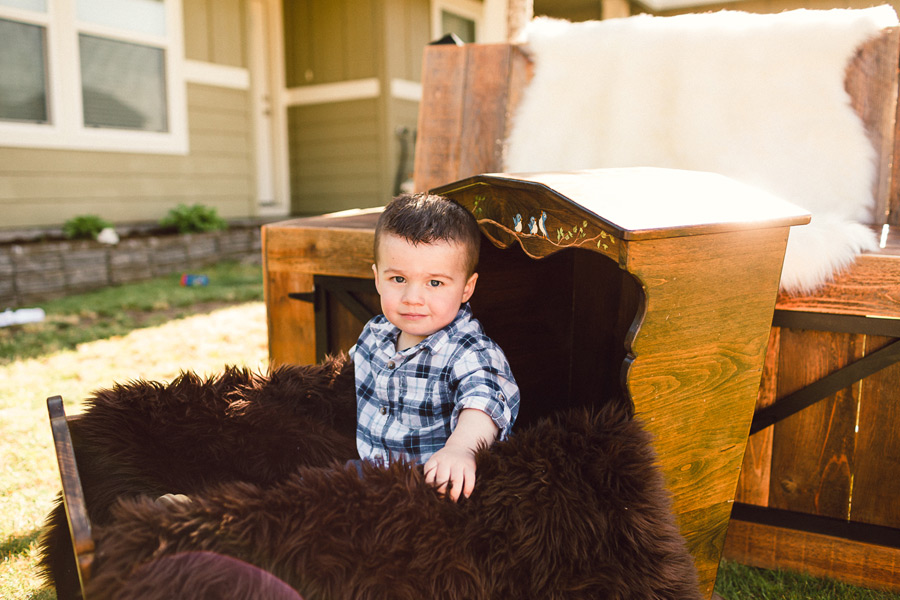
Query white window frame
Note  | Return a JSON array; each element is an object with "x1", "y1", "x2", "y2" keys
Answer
[
  {"x1": 0, "y1": 0, "x2": 187, "y2": 154},
  {"x1": 431, "y1": 0, "x2": 484, "y2": 43}
]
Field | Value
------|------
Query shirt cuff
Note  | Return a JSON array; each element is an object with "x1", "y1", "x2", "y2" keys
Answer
[{"x1": 451, "y1": 392, "x2": 514, "y2": 441}]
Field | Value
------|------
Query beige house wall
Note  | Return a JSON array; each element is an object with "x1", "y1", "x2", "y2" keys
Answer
[{"x1": 0, "y1": 0, "x2": 256, "y2": 231}]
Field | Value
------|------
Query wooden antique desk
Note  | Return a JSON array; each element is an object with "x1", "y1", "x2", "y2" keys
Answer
[{"x1": 263, "y1": 167, "x2": 810, "y2": 598}]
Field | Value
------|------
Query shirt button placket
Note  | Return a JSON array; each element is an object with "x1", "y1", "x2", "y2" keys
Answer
[{"x1": 382, "y1": 358, "x2": 396, "y2": 416}]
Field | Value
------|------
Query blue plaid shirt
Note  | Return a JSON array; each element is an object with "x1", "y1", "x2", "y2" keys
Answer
[{"x1": 349, "y1": 303, "x2": 519, "y2": 465}]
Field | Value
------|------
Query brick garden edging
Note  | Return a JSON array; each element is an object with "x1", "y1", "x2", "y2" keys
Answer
[{"x1": 0, "y1": 227, "x2": 262, "y2": 308}]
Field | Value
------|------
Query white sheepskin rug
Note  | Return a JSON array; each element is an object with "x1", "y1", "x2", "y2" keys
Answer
[{"x1": 504, "y1": 7, "x2": 898, "y2": 293}]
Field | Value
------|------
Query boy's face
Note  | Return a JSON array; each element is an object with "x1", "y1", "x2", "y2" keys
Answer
[{"x1": 373, "y1": 233, "x2": 478, "y2": 350}]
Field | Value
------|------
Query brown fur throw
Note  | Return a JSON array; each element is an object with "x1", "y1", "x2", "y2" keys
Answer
[{"x1": 39, "y1": 356, "x2": 701, "y2": 599}]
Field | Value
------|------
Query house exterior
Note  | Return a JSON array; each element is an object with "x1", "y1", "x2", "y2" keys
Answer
[
  {"x1": 2, "y1": 0, "x2": 895, "y2": 233},
  {"x1": 0, "y1": 0, "x2": 510, "y2": 232}
]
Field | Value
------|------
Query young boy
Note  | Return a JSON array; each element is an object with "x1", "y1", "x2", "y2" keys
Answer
[{"x1": 349, "y1": 193, "x2": 519, "y2": 502}]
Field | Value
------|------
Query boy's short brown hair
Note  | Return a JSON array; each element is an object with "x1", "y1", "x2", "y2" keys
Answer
[{"x1": 375, "y1": 193, "x2": 481, "y2": 276}]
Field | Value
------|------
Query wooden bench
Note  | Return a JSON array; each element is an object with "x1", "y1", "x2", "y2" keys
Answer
[
  {"x1": 727, "y1": 206, "x2": 900, "y2": 588},
  {"x1": 720, "y1": 27, "x2": 900, "y2": 590}
]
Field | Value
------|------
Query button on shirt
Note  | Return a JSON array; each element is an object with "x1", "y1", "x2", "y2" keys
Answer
[{"x1": 350, "y1": 303, "x2": 520, "y2": 465}]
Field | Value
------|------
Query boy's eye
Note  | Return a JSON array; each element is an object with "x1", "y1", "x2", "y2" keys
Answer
[
  {"x1": 428, "y1": 280, "x2": 443, "y2": 287},
  {"x1": 391, "y1": 276, "x2": 406, "y2": 284}
]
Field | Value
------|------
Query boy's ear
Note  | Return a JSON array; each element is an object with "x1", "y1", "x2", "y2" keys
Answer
[
  {"x1": 461, "y1": 272, "x2": 478, "y2": 303},
  {"x1": 371, "y1": 264, "x2": 381, "y2": 293}
]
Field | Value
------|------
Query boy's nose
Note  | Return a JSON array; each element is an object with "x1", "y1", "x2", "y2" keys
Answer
[{"x1": 402, "y1": 288, "x2": 423, "y2": 305}]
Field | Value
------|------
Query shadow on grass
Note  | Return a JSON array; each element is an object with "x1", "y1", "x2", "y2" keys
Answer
[
  {"x1": 1, "y1": 528, "x2": 42, "y2": 560},
  {"x1": 2, "y1": 529, "x2": 58, "y2": 599}
]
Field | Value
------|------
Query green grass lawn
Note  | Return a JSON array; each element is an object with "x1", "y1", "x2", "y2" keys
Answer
[
  {"x1": 0, "y1": 261, "x2": 264, "y2": 364},
  {"x1": 717, "y1": 560, "x2": 900, "y2": 600},
  {"x1": 1, "y1": 261, "x2": 897, "y2": 599}
]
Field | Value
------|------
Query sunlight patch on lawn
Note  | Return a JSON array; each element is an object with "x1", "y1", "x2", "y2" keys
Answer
[{"x1": 0, "y1": 301, "x2": 268, "y2": 600}]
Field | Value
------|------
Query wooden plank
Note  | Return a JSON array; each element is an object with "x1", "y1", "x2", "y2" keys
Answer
[
  {"x1": 414, "y1": 44, "x2": 531, "y2": 193},
  {"x1": 47, "y1": 396, "x2": 94, "y2": 596},
  {"x1": 845, "y1": 27, "x2": 899, "y2": 224},
  {"x1": 677, "y1": 501, "x2": 737, "y2": 598},
  {"x1": 850, "y1": 334, "x2": 900, "y2": 529},
  {"x1": 774, "y1": 246, "x2": 900, "y2": 318},
  {"x1": 768, "y1": 329, "x2": 861, "y2": 519},
  {"x1": 263, "y1": 220, "x2": 376, "y2": 279},
  {"x1": 621, "y1": 226, "x2": 790, "y2": 600},
  {"x1": 413, "y1": 45, "x2": 468, "y2": 192},
  {"x1": 457, "y1": 45, "x2": 513, "y2": 182},
  {"x1": 724, "y1": 519, "x2": 900, "y2": 593},
  {"x1": 264, "y1": 268, "x2": 316, "y2": 367},
  {"x1": 735, "y1": 326, "x2": 780, "y2": 506}
]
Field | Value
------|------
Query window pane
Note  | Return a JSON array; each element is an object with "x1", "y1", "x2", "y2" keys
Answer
[
  {"x1": 77, "y1": 0, "x2": 165, "y2": 37},
  {"x1": 0, "y1": 18, "x2": 48, "y2": 123},
  {"x1": 442, "y1": 10, "x2": 476, "y2": 44},
  {"x1": 0, "y1": 0, "x2": 46, "y2": 11},
  {"x1": 80, "y1": 34, "x2": 167, "y2": 131}
]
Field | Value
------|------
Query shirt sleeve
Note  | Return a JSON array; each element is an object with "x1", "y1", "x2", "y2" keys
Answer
[{"x1": 448, "y1": 344, "x2": 520, "y2": 441}]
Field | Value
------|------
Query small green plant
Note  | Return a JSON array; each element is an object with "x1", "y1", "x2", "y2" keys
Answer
[
  {"x1": 62, "y1": 214, "x2": 113, "y2": 240},
  {"x1": 160, "y1": 203, "x2": 228, "y2": 234}
]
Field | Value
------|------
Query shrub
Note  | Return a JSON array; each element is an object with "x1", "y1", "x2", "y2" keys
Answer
[
  {"x1": 63, "y1": 215, "x2": 113, "y2": 240},
  {"x1": 160, "y1": 204, "x2": 228, "y2": 234}
]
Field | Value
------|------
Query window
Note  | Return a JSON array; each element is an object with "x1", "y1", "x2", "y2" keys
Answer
[
  {"x1": 0, "y1": 16, "x2": 49, "y2": 123},
  {"x1": 0, "y1": 0, "x2": 186, "y2": 153},
  {"x1": 432, "y1": 0, "x2": 483, "y2": 44},
  {"x1": 441, "y1": 10, "x2": 476, "y2": 44}
]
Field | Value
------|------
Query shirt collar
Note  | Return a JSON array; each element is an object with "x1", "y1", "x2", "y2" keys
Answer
[
  {"x1": 419, "y1": 303, "x2": 472, "y2": 354},
  {"x1": 371, "y1": 303, "x2": 472, "y2": 356}
]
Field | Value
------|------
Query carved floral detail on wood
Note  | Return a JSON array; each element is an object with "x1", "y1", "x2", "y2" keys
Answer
[{"x1": 470, "y1": 194, "x2": 618, "y2": 260}]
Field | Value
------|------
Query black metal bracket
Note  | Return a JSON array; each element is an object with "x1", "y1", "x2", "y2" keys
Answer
[
  {"x1": 288, "y1": 292, "x2": 316, "y2": 303},
  {"x1": 750, "y1": 310, "x2": 900, "y2": 434}
]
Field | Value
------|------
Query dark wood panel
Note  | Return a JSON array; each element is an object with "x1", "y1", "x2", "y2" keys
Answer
[
  {"x1": 851, "y1": 335, "x2": 900, "y2": 529},
  {"x1": 471, "y1": 243, "x2": 578, "y2": 429},
  {"x1": 769, "y1": 329, "x2": 861, "y2": 519},
  {"x1": 735, "y1": 326, "x2": 780, "y2": 507}
]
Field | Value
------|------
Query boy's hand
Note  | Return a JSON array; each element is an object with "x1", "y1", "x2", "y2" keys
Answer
[
  {"x1": 424, "y1": 444, "x2": 477, "y2": 502},
  {"x1": 423, "y1": 408, "x2": 498, "y2": 502}
]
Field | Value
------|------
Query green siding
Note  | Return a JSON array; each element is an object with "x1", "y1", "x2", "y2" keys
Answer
[
  {"x1": 385, "y1": 0, "x2": 430, "y2": 82},
  {"x1": 0, "y1": 84, "x2": 255, "y2": 229},
  {"x1": 283, "y1": 0, "x2": 432, "y2": 215},
  {"x1": 183, "y1": 0, "x2": 247, "y2": 66},
  {"x1": 288, "y1": 99, "x2": 384, "y2": 214},
  {"x1": 283, "y1": 0, "x2": 379, "y2": 87}
]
